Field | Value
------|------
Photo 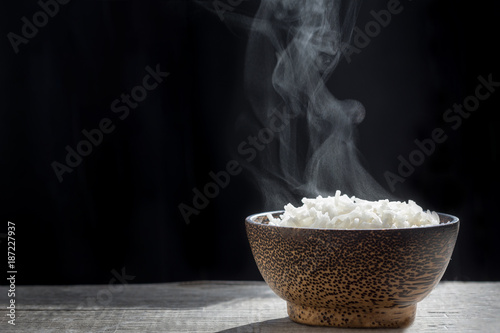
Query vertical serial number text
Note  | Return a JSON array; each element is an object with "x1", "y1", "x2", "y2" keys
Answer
[{"x1": 6, "y1": 221, "x2": 16, "y2": 326}]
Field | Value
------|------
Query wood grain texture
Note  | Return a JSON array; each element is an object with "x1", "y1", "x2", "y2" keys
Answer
[{"x1": 0, "y1": 281, "x2": 499, "y2": 332}]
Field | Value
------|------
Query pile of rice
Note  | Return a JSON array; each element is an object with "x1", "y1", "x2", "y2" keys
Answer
[{"x1": 267, "y1": 190, "x2": 440, "y2": 229}]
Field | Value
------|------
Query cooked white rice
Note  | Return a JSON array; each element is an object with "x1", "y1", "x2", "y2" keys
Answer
[{"x1": 267, "y1": 190, "x2": 440, "y2": 229}]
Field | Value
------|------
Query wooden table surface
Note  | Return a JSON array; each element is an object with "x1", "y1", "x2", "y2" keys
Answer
[{"x1": 0, "y1": 281, "x2": 499, "y2": 332}]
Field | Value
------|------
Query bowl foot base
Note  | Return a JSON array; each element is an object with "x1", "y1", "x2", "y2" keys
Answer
[{"x1": 287, "y1": 302, "x2": 416, "y2": 328}]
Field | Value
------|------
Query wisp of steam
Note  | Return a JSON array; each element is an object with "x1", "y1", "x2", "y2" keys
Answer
[{"x1": 201, "y1": 0, "x2": 392, "y2": 209}]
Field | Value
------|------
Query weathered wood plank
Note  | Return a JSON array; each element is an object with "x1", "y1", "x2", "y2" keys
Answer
[{"x1": 0, "y1": 281, "x2": 499, "y2": 332}]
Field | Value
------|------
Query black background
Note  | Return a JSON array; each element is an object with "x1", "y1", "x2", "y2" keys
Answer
[{"x1": 1, "y1": 0, "x2": 499, "y2": 285}]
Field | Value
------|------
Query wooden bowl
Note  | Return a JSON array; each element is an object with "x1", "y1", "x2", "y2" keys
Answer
[{"x1": 245, "y1": 211, "x2": 459, "y2": 328}]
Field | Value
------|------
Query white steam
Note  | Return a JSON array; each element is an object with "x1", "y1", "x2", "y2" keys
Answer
[
  {"x1": 243, "y1": 0, "x2": 391, "y2": 209},
  {"x1": 196, "y1": 0, "x2": 393, "y2": 208}
]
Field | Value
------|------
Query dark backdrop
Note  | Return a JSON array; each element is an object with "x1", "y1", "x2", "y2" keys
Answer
[{"x1": 1, "y1": 0, "x2": 499, "y2": 285}]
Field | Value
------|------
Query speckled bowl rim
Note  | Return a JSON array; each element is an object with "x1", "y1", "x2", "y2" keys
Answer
[{"x1": 246, "y1": 211, "x2": 459, "y2": 232}]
